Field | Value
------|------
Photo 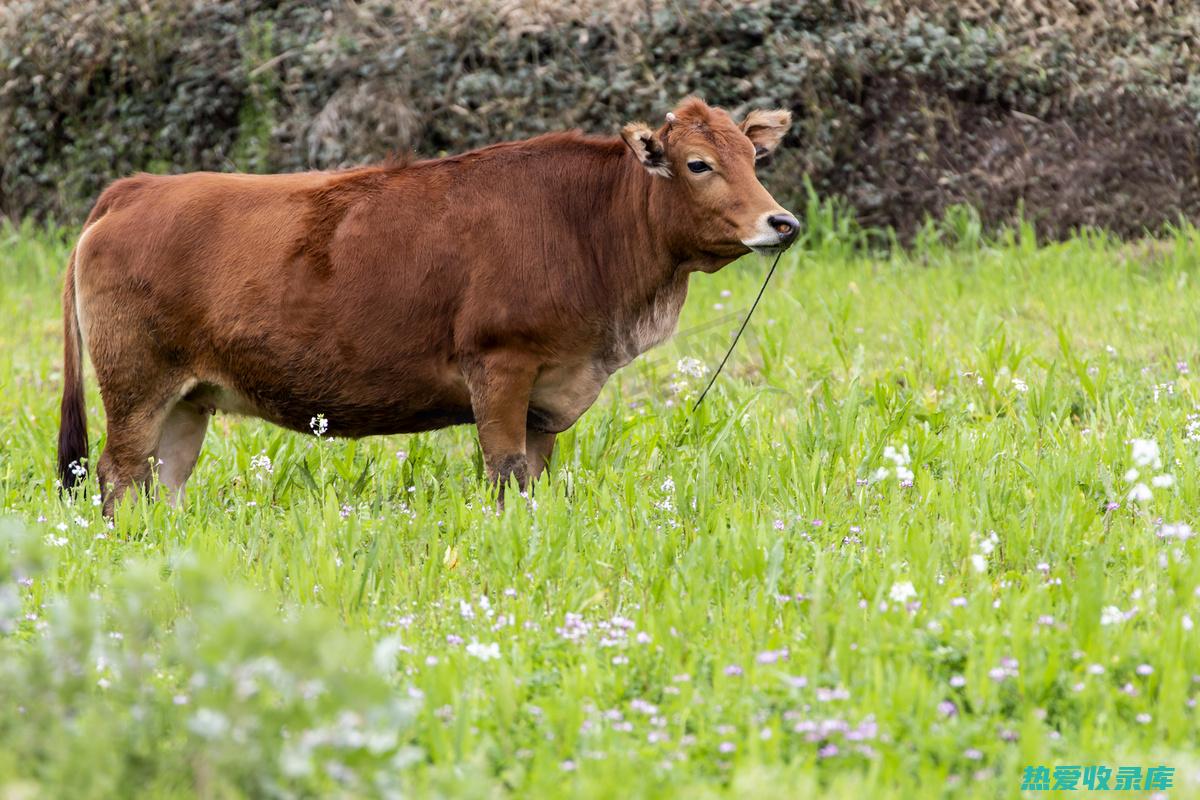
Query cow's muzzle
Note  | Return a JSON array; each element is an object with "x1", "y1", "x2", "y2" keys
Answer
[
  {"x1": 743, "y1": 211, "x2": 800, "y2": 255},
  {"x1": 768, "y1": 214, "x2": 799, "y2": 245}
]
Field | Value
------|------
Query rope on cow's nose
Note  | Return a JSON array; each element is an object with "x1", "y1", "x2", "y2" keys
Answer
[{"x1": 692, "y1": 249, "x2": 785, "y2": 412}]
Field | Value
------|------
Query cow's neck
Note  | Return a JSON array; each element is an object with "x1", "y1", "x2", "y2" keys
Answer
[
  {"x1": 586, "y1": 151, "x2": 681, "y2": 299},
  {"x1": 588, "y1": 153, "x2": 699, "y2": 367}
]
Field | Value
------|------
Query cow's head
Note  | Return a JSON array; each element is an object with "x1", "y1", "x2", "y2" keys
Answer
[{"x1": 621, "y1": 98, "x2": 798, "y2": 268}]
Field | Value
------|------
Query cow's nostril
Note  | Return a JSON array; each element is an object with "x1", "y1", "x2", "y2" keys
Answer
[{"x1": 768, "y1": 213, "x2": 800, "y2": 241}]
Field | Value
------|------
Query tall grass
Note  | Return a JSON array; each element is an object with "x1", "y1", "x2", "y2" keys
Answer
[{"x1": 2, "y1": 216, "x2": 1200, "y2": 797}]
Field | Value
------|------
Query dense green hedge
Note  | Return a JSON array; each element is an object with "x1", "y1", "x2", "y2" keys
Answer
[{"x1": 2, "y1": 0, "x2": 1198, "y2": 239}]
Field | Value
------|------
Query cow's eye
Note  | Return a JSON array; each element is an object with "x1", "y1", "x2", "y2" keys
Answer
[{"x1": 687, "y1": 160, "x2": 712, "y2": 174}]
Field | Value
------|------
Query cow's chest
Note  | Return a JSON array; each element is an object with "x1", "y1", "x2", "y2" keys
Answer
[
  {"x1": 528, "y1": 274, "x2": 690, "y2": 433},
  {"x1": 608, "y1": 271, "x2": 690, "y2": 369}
]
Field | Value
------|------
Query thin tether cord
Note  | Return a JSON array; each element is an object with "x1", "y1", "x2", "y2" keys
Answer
[{"x1": 692, "y1": 250, "x2": 785, "y2": 412}]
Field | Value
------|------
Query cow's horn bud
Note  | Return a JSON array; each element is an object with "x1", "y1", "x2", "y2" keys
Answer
[{"x1": 665, "y1": 112, "x2": 677, "y2": 125}]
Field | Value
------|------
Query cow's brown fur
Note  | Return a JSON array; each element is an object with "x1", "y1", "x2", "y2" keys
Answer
[{"x1": 57, "y1": 98, "x2": 796, "y2": 514}]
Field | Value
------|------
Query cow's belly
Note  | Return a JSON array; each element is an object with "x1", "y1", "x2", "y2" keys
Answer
[
  {"x1": 198, "y1": 356, "x2": 605, "y2": 437},
  {"x1": 188, "y1": 356, "x2": 475, "y2": 438},
  {"x1": 528, "y1": 360, "x2": 612, "y2": 433}
]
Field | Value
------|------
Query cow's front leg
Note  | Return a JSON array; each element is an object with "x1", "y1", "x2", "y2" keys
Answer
[{"x1": 466, "y1": 354, "x2": 538, "y2": 501}]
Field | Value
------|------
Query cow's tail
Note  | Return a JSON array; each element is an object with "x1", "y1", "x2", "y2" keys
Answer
[{"x1": 57, "y1": 244, "x2": 87, "y2": 491}]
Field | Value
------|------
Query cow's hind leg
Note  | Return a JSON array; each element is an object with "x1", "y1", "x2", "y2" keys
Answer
[
  {"x1": 527, "y1": 430, "x2": 557, "y2": 482},
  {"x1": 96, "y1": 377, "x2": 193, "y2": 516},
  {"x1": 154, "y1": 398, "x2": 210, "y2": 506}
]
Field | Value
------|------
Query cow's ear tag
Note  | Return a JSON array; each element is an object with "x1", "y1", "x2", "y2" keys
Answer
[{"x1": 621, "y1": 122, "x2": 671, "y2": 178}]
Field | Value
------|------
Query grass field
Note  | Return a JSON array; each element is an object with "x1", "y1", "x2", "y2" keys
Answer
[{"x1": 3, "y1": 210, "x2": 1200, "y2": 798}]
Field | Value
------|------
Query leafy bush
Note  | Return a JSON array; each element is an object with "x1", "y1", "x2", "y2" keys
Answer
[
  {"x1": 0, "y1": 519, "x2": 421, "y2": 798},
  {"x1": 2, "y1": 0, "x2": 1198, "y2": 239}
]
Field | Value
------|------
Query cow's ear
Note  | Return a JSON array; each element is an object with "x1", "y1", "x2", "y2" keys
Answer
[
  {"x1": 741, "y1": 109, "x2": 792, "y2": 160},
  {"x1": 621, "y1": 122, "x2": 671, "y2": 178}
]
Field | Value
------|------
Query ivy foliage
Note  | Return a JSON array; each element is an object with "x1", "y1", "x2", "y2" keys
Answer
[{"x1": 2, "y1": 1, "x2": 1197, "y2": 238}]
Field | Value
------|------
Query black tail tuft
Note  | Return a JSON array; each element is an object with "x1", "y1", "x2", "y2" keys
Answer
[
  {"x1": 57, "y1": 382, "x2": 88, "y2": 489},
  {"x1": 57, "y1": 248, "x2": 88, "y2": 491}
]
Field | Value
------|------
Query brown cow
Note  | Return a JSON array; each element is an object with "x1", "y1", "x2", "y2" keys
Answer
[{"x1": 57, "y1": 97, "x2": 798, "y2": 514}]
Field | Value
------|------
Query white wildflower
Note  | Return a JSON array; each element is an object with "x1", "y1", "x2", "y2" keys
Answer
[
  {"x1": 372, "y1": 636, "x2": 405, "y2": 674},
  {"x1": 676, "y1": 357, "x2": 707, "y2": 379},
  {"x1": 249, "y1": 452, "x2": 273, "y2": 476},
  {"x1": 1157, "y1": 522, "x2": 1195, "y2": 541},
  {"x1": 1186, "y1": 413, "x2": 1200, "y2": 442},
  {"x1": 1127, "y1": 483, "x2": 1153, "y2": 503},
  {"x1": 466, "y1": 642, "x2": 501, "y2": 661},
  {"x1": 1130, "y1": 439, "x2": 1161, "y2": 468},
  {"x1": 188, "y1": 708, "x2": 231, "y2": 739},
  {"x1": 1100, "y1": 606, "x2": 1126, "y2": 626},
  {"x1": 873, "y1": 445, "x2": 914, "y2": 484}
]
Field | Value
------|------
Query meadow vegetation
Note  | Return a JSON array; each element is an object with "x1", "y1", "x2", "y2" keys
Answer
[{"x1": 3, "y1": 205, "x2": 1200, "y2": 796}]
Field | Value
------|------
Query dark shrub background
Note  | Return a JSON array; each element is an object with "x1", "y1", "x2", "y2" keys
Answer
[{"x1": 2, "y1": 0, "x2": 1198, "y2": 239}]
